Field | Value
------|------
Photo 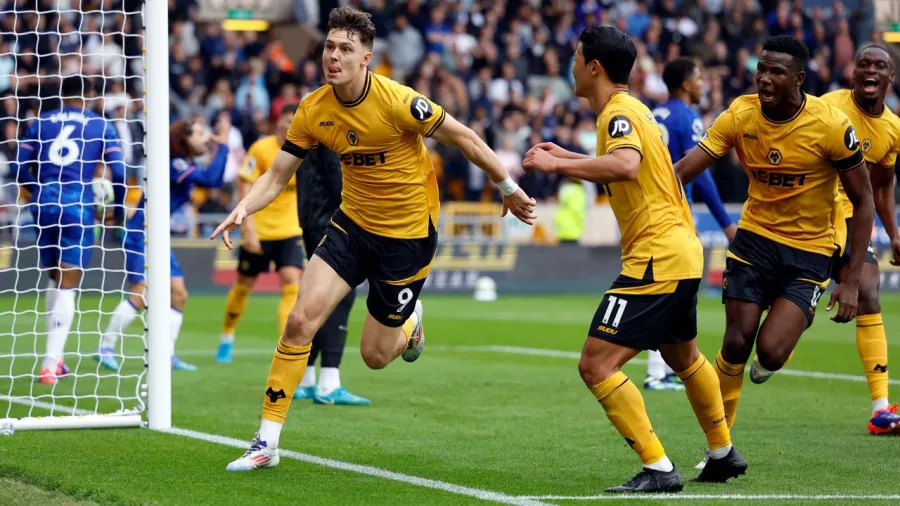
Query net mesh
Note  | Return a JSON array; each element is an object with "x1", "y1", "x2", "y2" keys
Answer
[{"x1": 0, "y1": 0, "x2": 148, "y2": 422}]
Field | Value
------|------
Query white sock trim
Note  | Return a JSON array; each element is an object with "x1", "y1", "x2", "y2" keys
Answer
[
  {"x1": 299, "y1": 366, "x2": 316, "y2": 388},
  {"x1": 170, "y1": 308, "x2": 184, "y2": 356},
  {"x1": 259, "y1": 419, "x2": 282, "y2": 449},
  {"x1": 44, "y1": 288, "x2": 75, "y2": 370},
  {"x1": 873, "y1": 398, "x2": 890, "y2": 413},
  {"x1": 644, "y1": 456, "x2": 674, "y2": 473},
  {"x1": 708, "y1": 444, "x2": 732, "y2": 460},
  {"x1": 317, "y1": 367, "x2": 341, "y2": 395},
  {"x1": 647, "y1": 350, "x2": 666, "y2": 380},
  {"x1": 101, "y1": 299, "x2": 139, "y2": 349}
]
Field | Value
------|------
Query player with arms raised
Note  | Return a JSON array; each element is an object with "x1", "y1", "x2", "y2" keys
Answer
[
  {"x1": 215, "y1": 105, "x2": 305, "y2": 365},
  {"x1": 95, "y1": 119, "x2": 228, "y2": 372},
  {"x1": 524, "y1": 26, "x2": 745, "y2": 493},
  {"x1": 211, "y1": 6, "x2": 536, "y2": 472},
  {"x1": 15, "y1": 76, "x2": 125, "y2": 385},
  {"x1": 821, "y1": 44, "x2": 900, "y2": 434},
  {"x1": 674, "y1": 36, "x2": 875, "y2": 463},
  {"x1": 646, "y1": 57, "x2": 737, "y2": 392}
]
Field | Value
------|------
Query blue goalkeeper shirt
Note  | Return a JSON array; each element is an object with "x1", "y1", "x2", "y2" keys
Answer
[
  {"x1": 15, "y1": 106, "x2": 125, "y2": 268},
  {"x1": 652, "y1": 98, "x2": 732, "y2": 230}
]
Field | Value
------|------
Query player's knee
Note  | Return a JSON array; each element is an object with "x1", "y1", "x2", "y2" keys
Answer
[
  {"x1": 360, "y1": 346, "x2": 390, "y2": 370},
  {"x1": 756, "y1": 347, "x2": 789, "y2": 372},
  {"x1": 857, "y1": 281, "x2": 881, "y2": 315},
  {"x1": 722, "y1": 324, "x2": 756, "y2": 362},
  {"x1": 578, "y1": 355, "x2": 616, "y2": 387},
  {"x1": 283, "y1": 309, "x2": 319, "y2": 345},
  {"x1": 171, "y1": 285, "x2": 188, "y2": 308},
  {"x1": 128, "y1": 293, "x2": 146, "y2": 311}
]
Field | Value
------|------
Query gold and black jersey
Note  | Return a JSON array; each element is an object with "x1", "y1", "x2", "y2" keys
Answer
[
  {"x1": 698, "y1": 93, "x2": 863, "y2": 257},
  {"x1": 597, "y1": 91, "x2": 704, "y2": 281},
  {"x1": 822, "y1": 88, "x2": 900, "y2": 218},
  {"x1": 284, "y1": 71, "x2": 445, "y2": 240},
  {"x1": 239, "y1": 135, "x2": 302, "y2": 241}
]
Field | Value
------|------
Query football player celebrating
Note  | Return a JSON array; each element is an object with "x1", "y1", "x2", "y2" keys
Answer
[{"x1": 821, "y1": 44, "x2": 900, "y2": 434}]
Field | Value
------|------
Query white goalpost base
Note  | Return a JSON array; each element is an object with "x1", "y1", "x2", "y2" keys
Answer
[{"x1": 1, "y1": 413, "x2": 143, "y2": 432}]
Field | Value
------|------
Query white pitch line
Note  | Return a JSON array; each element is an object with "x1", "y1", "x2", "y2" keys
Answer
[
  {"x1": 158, "y1": 427, "x2": 553, "y2": 506},
  {"x1": 1, "y1": 395, "x2": 93, "y2": 416},
  {"x1": 177, "y1": 344, "x2": 900, "y2": 386},
  {"x1": 517, "y1": 494, "x2": 900, "y2": 501}
]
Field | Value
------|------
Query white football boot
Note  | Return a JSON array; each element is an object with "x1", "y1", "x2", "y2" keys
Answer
[
  {"x1": 225, "y1": 433, "x2": 280, "y2": 472},
  {"x1": 401, "y1": 300, "x2": 424, "y2": 362}
]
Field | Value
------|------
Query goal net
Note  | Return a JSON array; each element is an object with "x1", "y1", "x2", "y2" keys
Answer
[{"x1": 0, "y1": 0, "x2": 166, "y2": 431}]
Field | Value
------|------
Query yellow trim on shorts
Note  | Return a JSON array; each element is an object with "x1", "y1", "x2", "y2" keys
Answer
[
  {"x1": 605, "y1": 280, "x2": 679, "y2": 296},
  {"x1": 725, "y1": 250, "x2": 752, "y2": 265},
  {"x1": 330, "y1": 220, "x2": 349, "y2": 236},
  {"x1": 382, "y1": 256, "x2": 436, "y2": 286},
  {"x1": 797, "y1": 278, "x2": 831, "y2": 290}
]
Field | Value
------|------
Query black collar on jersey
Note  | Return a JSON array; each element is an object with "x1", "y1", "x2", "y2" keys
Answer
[
  {"x1": 851, "y1": 90, "x2": 885, "y2": 118},
  {"x1": 761, "y1": 91, "x2": 806, "y2": 124},
  {"x1": 334, "y1": 71, "x2": 372, "y2": 108}
]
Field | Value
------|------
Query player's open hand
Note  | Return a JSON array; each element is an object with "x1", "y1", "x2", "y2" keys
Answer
[
  {"x1": 210, "y1": 205, "x2": 248, "y2": 250},
  {"x1": 523, "y1": 148, "x2": 559, "y2": 174},
  {"x1": 890, "y1": 236, "x2": 900, "y2": 266},
  {"x1": 826, "y1": 282, "x2": 859, "y2": 323},
  {"x1": 502, "y1": 188, "x2": 537, "y2": 226}
]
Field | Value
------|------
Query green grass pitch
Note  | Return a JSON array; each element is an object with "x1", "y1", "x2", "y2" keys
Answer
[{"x1": 1, "y1": 291, "x2": 900, "y2": 505}]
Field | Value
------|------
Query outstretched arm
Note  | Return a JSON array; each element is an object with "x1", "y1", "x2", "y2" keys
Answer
[
  {"x1": 674, "y1": 146, "x2": 717, "y2": 185},
  {"x1": 524, "y1": 146, "x2": 641, "y2": 183},
  {"x1": 210, "y1": 149, "x2": 303, "y2": 248},
  {"x1": 430, "y1": 113, "x2": 536, "y2": 225}
]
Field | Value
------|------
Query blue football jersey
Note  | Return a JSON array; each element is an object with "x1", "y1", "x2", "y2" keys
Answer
[
  {"x1": 652, "y1": 98, "x2": 703, "y2": 204},
  {"x1": 16, "y1": 106, "x2": 125, "y2": 205},
  {"x1": 169, "y1": 143, "x2": 229, "y2": 213}
]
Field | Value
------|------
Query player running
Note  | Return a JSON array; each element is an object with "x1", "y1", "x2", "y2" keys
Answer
[
  {"x1": 647, "y1": 57, "x2": 737, "y2": 392},
  {"x1": 674, "y1": 36, "x2": 875, "y2": 464},
  {"x1": 821, "y1": 44, "x2": 900, "y2": 435},
  {"x1": 211, "y1": 6, "x2": 536, "y2": 472},
  {"x1": 524, "y1": 26, "x2": 746, "y2": 493},
  {"x1": 292, "y1": 143, "x2": 370, "y2": 406},
  {"x1": 95, "y1": 119, "x2": 228, "y2": 372},
  {"x1": 15, "y1": 76, "x2": 125, "y2": 385},
  {"x1": 216, "y1": 105, "x2": 305, "y2": 365}
]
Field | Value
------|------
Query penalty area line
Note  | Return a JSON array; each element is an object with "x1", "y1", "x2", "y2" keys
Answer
[
  {"x1": 516, "y1": 494, "x2": 900, "y2": 501},
  {"x1": 158, "y1": 427, "x2": 554, "y2": 506}
]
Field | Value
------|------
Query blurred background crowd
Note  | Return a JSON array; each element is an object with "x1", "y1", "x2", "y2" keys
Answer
[{"x1": 0, "y1": 0, "x2": 889, "y2": 233}]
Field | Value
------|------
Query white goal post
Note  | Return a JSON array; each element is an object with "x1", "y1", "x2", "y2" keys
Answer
[{"x1": 0, "y1": 1, "x2": 170, "y2": 431}]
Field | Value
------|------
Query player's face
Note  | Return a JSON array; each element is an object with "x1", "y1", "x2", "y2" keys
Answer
[
  {"x1": 853, "y1": 47, "x2": 894, "y2": 101},
  {"x1": 187, "y1": 122, "x2": 210, "y2": 156},
  {"x1": 686, "y1": 66, "x2": 704, "y2": 104},
  {"x1": 572, "y1": 43, "x2": 591, "y2": 98},
  {"x1": 322, "y1": 29, "x2": 371, "y2": 86},
  {"x1": 756, "y1": 51, "x2": 804, "y2": 107}
]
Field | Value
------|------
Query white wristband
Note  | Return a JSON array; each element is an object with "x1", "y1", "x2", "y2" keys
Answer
[{"x1": 497, "y1": 177, "x2": 519, "y2": 197}]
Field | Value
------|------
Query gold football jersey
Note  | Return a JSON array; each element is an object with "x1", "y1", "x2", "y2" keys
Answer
[
  {"x1": 285, "y1": 71, "x2": 445, "y2": 239},
  {"x1": 698, "y1": 93, "x2": 863, "y2": 256},
  {"x1": 239, "y1": 135, "x2": 302, "y2": 241},
  {"x1": 597, "y1": 91, "x2": 704, "y2": 281},
  {"x1": 822, "y1": 88, "x2": 900, "y2": 217}
]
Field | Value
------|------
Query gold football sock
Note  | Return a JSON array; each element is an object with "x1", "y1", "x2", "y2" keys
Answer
[
  {"x1": 590, "y1": 371, "x2": 666, "y2": 466},
  {"x1": 856, "y1": 313, "x2": 889, "y2": 403},
  {"x1": 678, "y1": 356, "x2": 731, "y2": 450},
  {"x1": 222, "y1": 283, "x2": 252, "y2": 335},
  {"x1": 715, "y1": 349, "x2": 745, "y2": 430},
  {"x1": 278, "y1": 284, "x2": 299, "y2": 336},
  {"x1": 261, "y1": 340, "x2": 311, "y2": 424}
]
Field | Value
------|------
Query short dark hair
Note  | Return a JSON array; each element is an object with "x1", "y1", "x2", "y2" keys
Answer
[
  {"x1": 662, "y1": 57, "x2": 697, "y2": 94},
  {"x1": 327, "y1": 6, "x2": 376, "y2": 48},
  {"x1": 281, "y1": 103, "x2": 298, "y2": 116},
  {"x1": 761, "y1": 35, "x2": 809, "y2": 70},
  {"x1": 579, "y1": 25, "x2": 636, "y2": 85},
  {"x1": 60, "y1": 76, "x2": 87, "y2": 99},
  {"x1": 856, "y1": 43, "x2": 894, "y2": 69}
]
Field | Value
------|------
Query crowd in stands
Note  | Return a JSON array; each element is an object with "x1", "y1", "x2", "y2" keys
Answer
[{"x1": 0, "y1": 0, "x2": 890, "y2": 224}]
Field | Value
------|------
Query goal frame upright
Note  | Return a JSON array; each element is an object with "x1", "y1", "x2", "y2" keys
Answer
[{"x1": 145, "y1": 0, "x2": 172, "y2": 431}]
